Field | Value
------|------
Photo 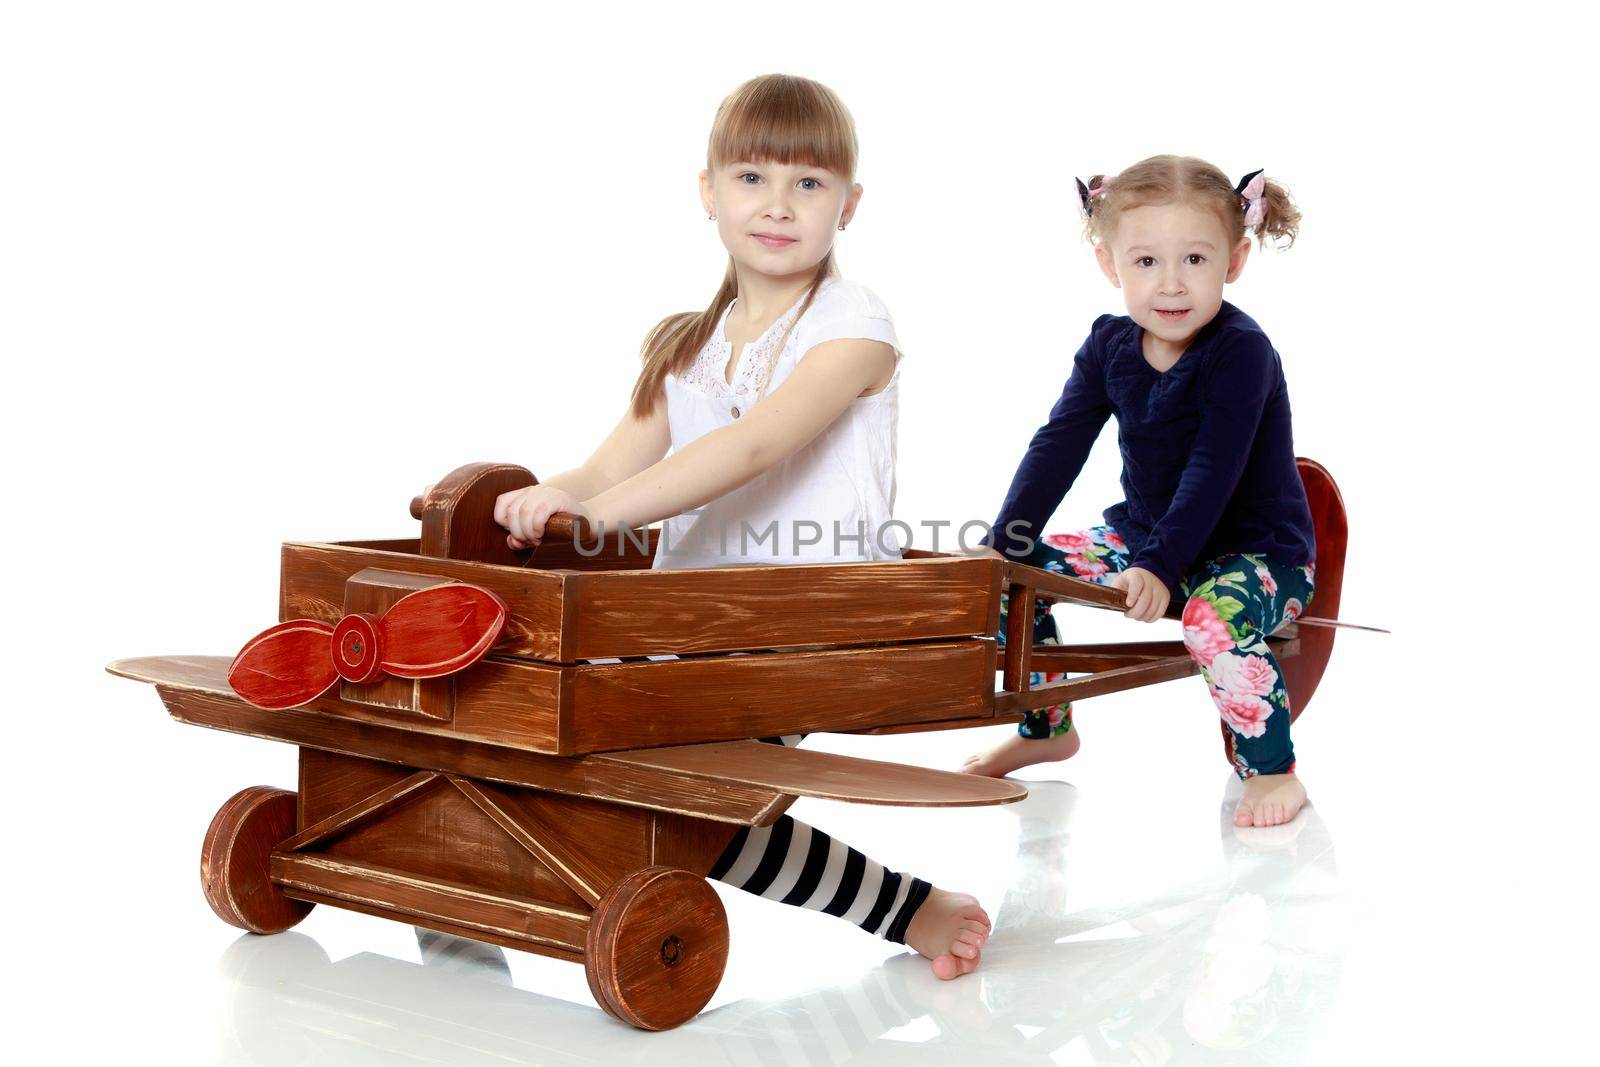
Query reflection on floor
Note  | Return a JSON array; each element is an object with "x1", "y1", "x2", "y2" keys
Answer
[{"x1": 218, "y1": 778, "x2": 1342, "y2": 1065}]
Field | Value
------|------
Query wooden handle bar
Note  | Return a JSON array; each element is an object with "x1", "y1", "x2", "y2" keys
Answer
[
  {"x1": 409, "y1": 495, "x2": 583, "y2": 541},
  {"x1": 999, "y1": 557, "x2": 1387, "y2": 633}
]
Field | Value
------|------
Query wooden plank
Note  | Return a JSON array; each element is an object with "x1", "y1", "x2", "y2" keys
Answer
[
  {"x1": 650, "y1": 812, "x2": 741, "y2": 874},
  {"x1": 1033, "y1": 639, "x2": 1188, "y2": 659},
  {"x1": 271, "y1": 853, "x2": 589, "y2": 955},
  {"x1": 340, "y1": 537, "x2": 424, "y2": 553},
  {"x1": 1002, "y1": 582, "x2": 1036, "y2": 693},
  {"x1": 113, "y1": 642, "x2": 996, "y2": 757},
  {"x1": 1028, "y1": 635, "x2": 1299, "y2": 673},
  {"x1": 109, "y1": 658, "x2": 794, "y2": 825},
  {"x1": 567, "y1": 640, "x2": 994, "y2": 753},
  {"x1": 295, "y1": 750, "x2": 604, "y2": 909},
  {"x1": 995, "y1": 654, "x2": 1200, "y2": 715},
  {"x1": 452, "y1": 777, "x2": 619, "y2": 907},
  {"x1": 849, "y1": 712, "x2": 1025, "y2": 736},
  {"x1": 510, "y1": 527, "x2": 660, "y2": 571},
  {"x1": 1002, "y1": 561, "x2": 1128, "y2": 610},
  {"x1": 280, "y1": 541, "x2": 569, "y2": 661},
  {"x1": 1028, "y1": 650, "x2": 1174, "y2": 671},
  {"x1": 282, "y1": 542, "x2": 998, "y2": 664},
  {"x1": 605, "y1": 740, "x2": 1027, "y2": 807},
  {"x1": 112, "y1": 652, "x2": 567, "y2": 753},
  {"x1": 563, "y1": 555, "x2": 996, "y2": 661},
  {"x1": 277, "y1": 770, "x2": 442, "y2": 853}
]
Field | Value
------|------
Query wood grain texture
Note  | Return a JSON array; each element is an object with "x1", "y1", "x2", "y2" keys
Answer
[
  {"x1": 1280, "y1": 457, "x2": 1347, "y2": 719},
  {"x1": 418, "y1": 462, "x2": 539, "y2": 568},
  {"x1": 1002, "y1": 560, "x2": 1130, "y2": 610},
  {"x1": 271, "y1": 852, "x2": 590, "y2": 956},
  {"x1": 450, "y1": 776, "x2": 650, "y2": 907},
  {"x1": 995, "y1": 654, "x2": 1202, "y2": 715},
  {"x1": 292, "y1": 750, "x2": 647, "y2": 910},
  {"x1": 306, "y1": 776, "x2": 586, "y2": 910},
  {"x1": 849, "y1": 712, "x2": 1026, "y2": 736},
  {"x1": 281, "y1": 541, "x2": 568, "y2": 661},
  {"x1": 1029, "y1": 639, "x2": 1187, "y2": 661},
  {"x1": 649, "y1": 812, "x2": 742, "y2": 875},
  {"x1": 276, "y1": 770, "x2": 441, "y2": 853},
  {"x1": 563, "y1": 554, "x2": 997, "y2": 661},
  {"x1": 117, "y1": 641, "x2": 997, "y2": 757},
  {"x1": 284, "y1": 542, "x2": 1000, "y2": 665},
  {"x1": 1026, "y1": 636, "x2": 1297, "y2": 672},
  {"x1": 604, "y1": 740, "x2": 1027, "y2": 807},
  {"x1": 1002, "y1": 582, "x2": 1036, "y2": 693},
  {"x1": 112, "y1": 654, "x2": 1016, "y2": 805},
  {"x1": 109, "y1": 658, "x2": 795, "y2": 824},
  {"x1": 339, "y1": 569, "x2": 454, "y2": 718},
  {"x1": 298, "y1": 746, "x2": 408, "y2": 826},
  {"x1": 124, "y1": 652, "x2": 568, "y2": 751},
  {"x1": 200, "y1": 787, "x2": 313, "y2": 934},
  {"x1": 127, "y1": 640, "x2": 997, "y2": 756},
  {"x1": 566, "y1": 640, "x2": 995, "y2": 753},
  {"x1": 415, "y1": 461, "x2": 656, "y2": 571},
  {"x1": 584, "y1": 867, "x2": 728, "y2": 1031}
]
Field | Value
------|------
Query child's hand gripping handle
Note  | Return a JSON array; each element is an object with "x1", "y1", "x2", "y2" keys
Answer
[
  {"x1": 410, "y1": 462, "x2": 589, "y2": 565},
  {"x1": 410, "y1": 491, "x2": 582, "y2": 541}
]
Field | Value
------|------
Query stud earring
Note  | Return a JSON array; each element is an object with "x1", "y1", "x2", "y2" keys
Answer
[
  {"x1": 838, "y1": 223, "x2": 847, "y2": 231},
  {"x1": 708, "y1": 212, "x2": 717, "y2": 221}
]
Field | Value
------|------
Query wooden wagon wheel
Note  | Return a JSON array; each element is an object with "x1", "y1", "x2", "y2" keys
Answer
[
  {"x1": 1219, "y1": 457, "x2": 1348, "y2": 761},
  {"x1": 200, "y1": 786, "x2": 313, "y2": 934},
  {"x1": 584, "y1": 866, "x2": 728, "y2": 1030}
]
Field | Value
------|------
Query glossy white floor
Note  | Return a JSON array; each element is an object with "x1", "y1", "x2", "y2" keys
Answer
[{"x1": 50, "y1": 608, "x2": 1584, "y2": 1066}]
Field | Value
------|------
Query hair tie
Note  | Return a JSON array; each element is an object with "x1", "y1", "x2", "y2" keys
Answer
[
  {"x1": 1075, "y1": 177, "x2": 1107, "y2": 219},
  {"x1": 1235, "y1": 168, "x2": 1266, "y2": 228}
]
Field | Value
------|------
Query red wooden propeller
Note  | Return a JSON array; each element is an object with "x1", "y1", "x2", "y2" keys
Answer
[{"x1": 227, "y1": 583, "x2": 508, "y2": 710}]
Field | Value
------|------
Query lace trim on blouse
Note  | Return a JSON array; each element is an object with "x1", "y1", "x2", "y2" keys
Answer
[{"x1": 676, "y1": 294, "x2": 808, "y2": 398}]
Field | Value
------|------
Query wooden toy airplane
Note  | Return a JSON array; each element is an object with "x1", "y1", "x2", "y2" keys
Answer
[{"x1": 107, "y1": 457, "x2": 1351, "y2": 1030}]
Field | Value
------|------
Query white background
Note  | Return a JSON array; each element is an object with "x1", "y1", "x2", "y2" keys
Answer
[{"x1": 4, "y1": 1, "x2": 1593, "y2": 1063}]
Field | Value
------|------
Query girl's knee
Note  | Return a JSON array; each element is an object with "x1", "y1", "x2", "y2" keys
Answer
[{"x1": 1181, "y1": 592, "x2": 1236, "y2": 662}]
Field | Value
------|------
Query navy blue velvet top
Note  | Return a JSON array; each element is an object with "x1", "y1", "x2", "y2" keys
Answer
[{"x1": 984, "y1": 301, "x2": 1316, "y2": 593}]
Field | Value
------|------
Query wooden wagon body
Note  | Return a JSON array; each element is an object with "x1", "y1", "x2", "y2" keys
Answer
[{"x1": 108, "y1": 459, "x2": 1346, "y2": 1029}]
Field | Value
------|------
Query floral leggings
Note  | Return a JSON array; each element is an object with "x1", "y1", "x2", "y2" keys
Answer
[{"x1": 997, "y1": 526, "x2": 1315, "y2": 778}]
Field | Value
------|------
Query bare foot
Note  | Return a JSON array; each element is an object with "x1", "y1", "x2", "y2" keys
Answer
[
  {"x1": 1234, "y1": 773, "x2": 1307, "y2": 827},
  {"x1": 962, "y1": 728, "x2": 1081, "y2": 778},
  {"x1": 904, "y1": 888, "x2": 991, "y2": 980}
]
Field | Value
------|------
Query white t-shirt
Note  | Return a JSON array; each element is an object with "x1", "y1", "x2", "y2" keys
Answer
[{"x1": 653, "y1": 275, "x2": 904, "y2": 570}]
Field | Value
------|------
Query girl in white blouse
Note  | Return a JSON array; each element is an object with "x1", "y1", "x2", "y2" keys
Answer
[{"x1": 492, "y1": 74, "x2": 990, "y2": 980}]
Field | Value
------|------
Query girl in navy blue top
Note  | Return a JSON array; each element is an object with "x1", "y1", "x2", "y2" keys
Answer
[{"x1": 965, "y1": 155, "x2": 1317, "y2": 829}]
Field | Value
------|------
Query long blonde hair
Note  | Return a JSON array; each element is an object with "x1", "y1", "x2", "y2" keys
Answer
[{"x1": 628, "y1": 74, "x2": 859, "y2": 418}]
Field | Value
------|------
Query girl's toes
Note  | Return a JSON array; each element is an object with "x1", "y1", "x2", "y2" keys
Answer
[{"x1": 930, "y1": 953, "x2": 963, "y2": 981}]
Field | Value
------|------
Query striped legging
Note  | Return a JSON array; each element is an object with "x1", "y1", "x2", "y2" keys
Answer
[{"x1": 583, "y1": 657, "x2": 932, "y2": 945}]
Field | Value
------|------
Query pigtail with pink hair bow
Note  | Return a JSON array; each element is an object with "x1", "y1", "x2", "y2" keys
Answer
[
  {"x1": 1075, "y1": 177, "x2": 1107, "y2": 219},
  {"x1": 1235, "y1": 169, "x2": 1266, "y2": 228}
]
